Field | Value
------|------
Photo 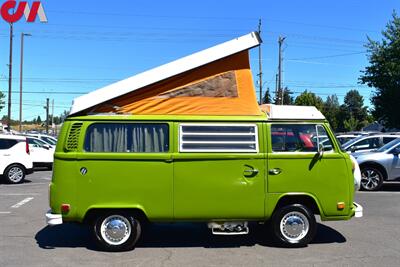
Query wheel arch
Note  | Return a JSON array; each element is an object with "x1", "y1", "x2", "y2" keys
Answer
[
  {"x1": 274, "y1": 193, "x2": 322, "y2": 216},
  {"x1": 83, "y1": 207, "x2": 149, "y2": 225},
  {"x1": 4, "y1": 162, "x2": 27, "y2": 173}
]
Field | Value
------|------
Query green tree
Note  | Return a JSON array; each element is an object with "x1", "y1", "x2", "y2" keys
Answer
[
  {"x1": 36, "y1": 116, "x2": 42, "y2": 124},
  {"x1": 360, "y1": 12, "x2": 400, "y2": 128},
  {"x1": 282, "y1": 87, "x2": 294, "y2": 105},
  {"x1": 262, "y1": 88, "x2": 272, "y2": 104},
  {"x1": 323, "y1": 94, "x2": 340, "y2": 131},
  {"x1": 294, "y1": 90, "x2": 324, "y2": 110},
  {"x1": 274, "y1": 87, "x2": 294, "y2": 105},
  {"x1": 343, "y1": 116, "x2": 359, "y2": 132},
  {"x1": 343, "y1": 89, "x2": 369, "y2": 129},
  {"x1": 0, "y1": 91, "x2": 5, "y2": 112}
]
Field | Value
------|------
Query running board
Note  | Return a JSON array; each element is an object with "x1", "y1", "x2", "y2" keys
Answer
[{"x1": 208, "y1": 222, "x2": 249, "y2": 235}]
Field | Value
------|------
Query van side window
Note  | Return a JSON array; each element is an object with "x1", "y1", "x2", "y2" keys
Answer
[
  {"x1": 179, "y1": 123, "x2": 258, "y2": 152},
  {"x1": 271, "y1": 124, "x2": 333, "y2": 152},
  {"x1": 84, "y1": 123, "x2": 169, "y2": 153}
]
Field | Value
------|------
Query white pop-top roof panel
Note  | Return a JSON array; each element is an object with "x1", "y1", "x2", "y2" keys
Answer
[
  {"x1": 265, "y1": 104, "x2": 325, "y2": 120},
  {"x1": 69, "y1": 32, "x2": 261, "y2": 115}
]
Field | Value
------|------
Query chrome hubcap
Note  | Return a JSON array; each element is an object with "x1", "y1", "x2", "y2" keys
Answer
[
  {"x1": 361, "y1": 169, "x2": 381, "y2": 190},
  {"x1": 280, "y1": 211, "x2": 309, "y2": 242},
  {"x1": 8, "y1": 167, "x2": 23, "y2": 183},
  {"x1": 100, "y1": 215, "x2": 131, "y2": 245}
]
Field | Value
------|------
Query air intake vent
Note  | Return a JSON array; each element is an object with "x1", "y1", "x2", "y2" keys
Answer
[{"x1": 65, "y1": 123, "x2": 83, "y2": 151}]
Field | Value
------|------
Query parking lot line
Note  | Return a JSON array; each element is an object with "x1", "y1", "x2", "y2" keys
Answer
[
  {"x1": 10, "y1": 197, "x2": 34, "y2": 209},
  {"x1": 0, "y1": 193, "x2": 40, "y2": 196},
  {"x1": 1, "y1": 182, "x2": 48, "y2": 187},
  {"x1": 0, "y1": 211, "x2": 11, "y2": 214}
]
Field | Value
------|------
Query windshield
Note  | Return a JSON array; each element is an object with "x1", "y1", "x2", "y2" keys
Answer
[
  {"x1": 377, "y1": 138, "x2": 400, "y2": 152},
  {"x1": 342, "y1": 135, "x2": 365, "y2": 149},
  {"x1": 42, "y1": 136, "x2": 57, "y2": 145}
]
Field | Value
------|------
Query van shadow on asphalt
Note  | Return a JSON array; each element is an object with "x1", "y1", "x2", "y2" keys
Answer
[{"x1": 35, "y1": 222, "x2": 345, "y2": 250}]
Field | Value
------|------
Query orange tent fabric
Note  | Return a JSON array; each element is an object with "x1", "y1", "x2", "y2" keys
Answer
[{"x1": 91, "y1": 51, "x2": 262, "y2": 116}]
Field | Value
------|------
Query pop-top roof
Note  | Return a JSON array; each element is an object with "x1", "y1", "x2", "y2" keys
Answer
[
  {"x1": 260, "y1": 104, "x2": 325, "y2": 120},
  {"x1": 69, "y1": 32, "x2": 262, "y2": 116}
]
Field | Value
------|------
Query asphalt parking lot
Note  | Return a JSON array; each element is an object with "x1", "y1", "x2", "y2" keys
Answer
[{"x1": 1, "y1": 171, "x2": 400, "y2": 267}]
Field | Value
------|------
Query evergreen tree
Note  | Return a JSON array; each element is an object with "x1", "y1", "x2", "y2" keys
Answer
[
  {"x1": 282, "y1": 87, "x2": 294, "y2": 105},
  {"x1": 262, "y1": 88, "x2": 272, "y2": 104},
  {"x1": 323, "y1": 94, "x2": 340, "y2": 131}
]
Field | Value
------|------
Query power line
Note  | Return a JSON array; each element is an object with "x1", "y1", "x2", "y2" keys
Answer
[
  {"x1": 42, "y1": 11, "x2": 381, "y2": 33},
  {"x1": 288, "y1": 51, "x2": 365, "y2": 61}
]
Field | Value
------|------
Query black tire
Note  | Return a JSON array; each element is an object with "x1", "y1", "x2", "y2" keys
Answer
[
  {"x1": 92, "y1": 211, "x2": 141, "y2": 252},
  {"x1": 360, "y1": 166, "x2": 384, "y2": 191},
  {"x1": 271, "y1": 204, "x2": 316, "y2": 248},
  {"x1": 3, "y1": 164, "x2": 26, "y2": 184}
]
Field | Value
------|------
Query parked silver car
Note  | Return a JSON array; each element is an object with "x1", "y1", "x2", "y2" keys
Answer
[
  {"x1": 342, "y1": 134, "x2": 400, "y2": 153},
  {"x1": 354, "y1": 138, "x2": 400, "y2": 191}
]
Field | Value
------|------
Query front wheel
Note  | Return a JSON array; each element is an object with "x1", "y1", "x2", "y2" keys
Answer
[
  {"x1": 92, "y1": 211, "x2": 141, "y2": 252},
  {"x1": 271, "y1": 204, "x2": 316, "y2": 247},
  {"x1": 3, "y1": 164, "x2": 25, "y2": 184},
  {"x1": 360, "y1": 166, "x2": 384, "y2": 191}
]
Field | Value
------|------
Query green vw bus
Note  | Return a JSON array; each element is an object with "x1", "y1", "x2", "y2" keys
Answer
[
  {"x1": 45, "y1": 33, "x2": 361, "y2": 251},
  {"x1": 46, "y1": 106, "x2": 362, "y2": 251}
]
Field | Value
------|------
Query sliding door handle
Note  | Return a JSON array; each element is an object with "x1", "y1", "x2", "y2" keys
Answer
[{"x1": 269, "y1": 168, "x2": 282, "y2": 175}]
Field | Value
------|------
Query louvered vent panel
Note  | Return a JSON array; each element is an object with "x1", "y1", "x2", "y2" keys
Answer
[{"x1": 65, "y1": 123, "x2": 83, "y2": 151}]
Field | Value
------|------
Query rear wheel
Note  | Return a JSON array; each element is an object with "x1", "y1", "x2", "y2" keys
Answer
[
  {"x1": 360, "y1": 166, "x2": 384, "y2": 191},
  {"x1": 271, "y1": 204, "x2": 316, "y2": 247},
  {"x1": 92, "y1": 211, "x2": 141, "y2": 252},
  {"x1": 3, "y1": 164, "x2": 25, "y2": 184}
]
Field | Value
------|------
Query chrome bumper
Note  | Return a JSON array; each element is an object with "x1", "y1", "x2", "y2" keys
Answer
[
  {"x1": 353, "y1": 202, "x2": 363, "y2": 218},
  {"x1": 46, "y1": 210, "x2": 63, "y2": 226}
]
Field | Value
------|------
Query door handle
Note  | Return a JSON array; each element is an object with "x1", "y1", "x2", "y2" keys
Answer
[
  {"x1": 243, "y1": 168, "x2": 259, "y2": 177},
  {"x1": 269, "y1": 168, "x2": 282, "y2": 175}
]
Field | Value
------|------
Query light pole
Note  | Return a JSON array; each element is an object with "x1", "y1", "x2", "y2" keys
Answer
[
  {"x1": 7, "y1": 23, "x2": 13, "y2": 132},
  {"x1": 19, "y1": 33, "x2": 31, "y2": 132}
]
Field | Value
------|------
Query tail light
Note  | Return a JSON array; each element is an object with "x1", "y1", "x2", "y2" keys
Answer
[{"x1": 25, "y1": 138, "x2": 30, "y2": 154}]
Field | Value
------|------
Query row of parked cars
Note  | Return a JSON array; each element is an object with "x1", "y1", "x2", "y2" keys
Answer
[
  {"x1": 1, "y1": 129, "x2": 398, "y2": 190},
  {"x1": 0, "y1": 133, "x2": 57, "y2": 184},
  {"x1": 332, "y1": 133, "x2": 400, "y2": 191}
]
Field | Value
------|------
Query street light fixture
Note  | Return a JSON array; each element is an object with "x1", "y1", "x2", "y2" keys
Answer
[{"x1": 19, "y1": 32, "x2": 31, "y2": 132}]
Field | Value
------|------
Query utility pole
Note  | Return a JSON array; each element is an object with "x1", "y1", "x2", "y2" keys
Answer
[
  {"x1": 51, "y1": 99, "x2": 55, "y2": 136},
  {"x1": 19, "y1": 33, "x2": 32, "y2": 132},
  {"x1": 7, "y1": 23, "x2": 13, "y2": 131},
  {"x1": 257, "y1": 19, "x2": 262, "y2": 104},
  {"x1": 44, "y1": 98, "x2": 49, "y2": 134},
  {"x1": 51, "y1": 99, "x2": 54, "y2": 124},
  {"x1": 278, "y1": 36, "x2": 286, "y2": 105},
  {"x1": 275, "y1": 73, "x2": 278, "y2": 103}
]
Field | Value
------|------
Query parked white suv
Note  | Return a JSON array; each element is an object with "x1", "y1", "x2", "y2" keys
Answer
[
  {"x1": 0, "y1": 134, "x2": 33, "y2": 184},
  {"x1": 26, "y1": 137, "x2": 54, "y2": 169}
]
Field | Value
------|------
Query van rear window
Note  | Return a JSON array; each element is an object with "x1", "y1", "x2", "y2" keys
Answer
[
  {"x1": 179, "y1": 123, "x2": 258, "y2": 153},
  {"x1": 84, "y1": 123, "x2": 169, "y2": 153}
]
